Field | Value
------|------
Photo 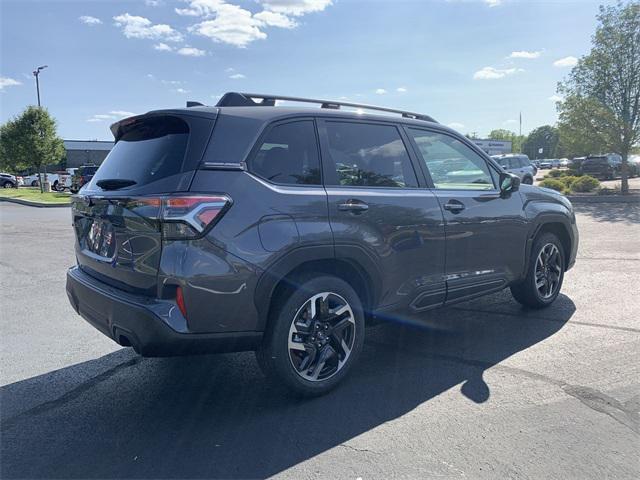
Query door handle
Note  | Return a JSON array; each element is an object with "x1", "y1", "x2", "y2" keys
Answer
[
  {"x1": 443, "y1": 200, "x2": 465, "y2": 213},
  {"x1": 338, "y1": 199, "x2": 369, "y2": 213}
]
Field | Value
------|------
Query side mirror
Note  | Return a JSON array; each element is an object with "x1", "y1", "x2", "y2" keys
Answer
[{"x1": 499, "y1": 172, "x2": 520, "y2": 196}]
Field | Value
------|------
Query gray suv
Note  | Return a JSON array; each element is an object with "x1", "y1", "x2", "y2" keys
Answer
[
  {"x1": 492, "y1": 154, "x2": 537, "y2": 184},
  {"x1": 66, "y1": 93, "x2": 578, "y2": 395}
]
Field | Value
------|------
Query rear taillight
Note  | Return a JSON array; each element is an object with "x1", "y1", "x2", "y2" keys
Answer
[
  {"x1": 176, "y1": 286, "x2": 187, "y2": 318},
  {"x1": 159, "y1": 195, "x2": 231, "y2": 240}
]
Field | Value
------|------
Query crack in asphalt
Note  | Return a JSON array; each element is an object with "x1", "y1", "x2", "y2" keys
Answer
[
  {"x1": 338, "y1": 443, "x2": 381, "y2": 455},
  {"x1": 367, "y1": 340, "x2": 640, "y2": 435},
  {"x1": 451, "y1": 306, "x2": 640, "y2": 334},
  {"x1": 1, "y1": 356, "x2": 144, "y2": 431}
]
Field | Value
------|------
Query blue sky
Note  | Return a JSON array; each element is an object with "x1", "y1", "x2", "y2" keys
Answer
[{"x1": 0, "y1": 0, "x2": 614, "y2": 141}]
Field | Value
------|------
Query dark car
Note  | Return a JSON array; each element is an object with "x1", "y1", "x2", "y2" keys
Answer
[
  {"x1": 580, "y1": 154, "x2": 622, "y2": 180},
  {"x1": 66, "y1": 93, "x2": 579, "y2": 395},
  {"x1": 0, "y1": 173, "x2": 19, "y2": 188},
  {"x1": 70, "y1": 165, "x2": 98, "y2": 193}
]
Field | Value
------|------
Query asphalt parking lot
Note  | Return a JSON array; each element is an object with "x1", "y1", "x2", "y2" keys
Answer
[{"x1": 1, "y1": 202, "x2": 638, "y2": 479}]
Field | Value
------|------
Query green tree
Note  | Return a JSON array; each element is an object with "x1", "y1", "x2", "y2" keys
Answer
[
  {"x1": 0, "y1": 106, "x2": 65, "y2": 192},
  {"x1": 522, "y1": 125, "x2": 559, "y2": 159},
  {"x1": 557, "y1": 1, "x2": 640, "y2": 193}
]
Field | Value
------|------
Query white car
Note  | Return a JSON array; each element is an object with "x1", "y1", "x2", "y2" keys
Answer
[{"x1": 22, "y1": 173, "x2": 61, "y2": 189}]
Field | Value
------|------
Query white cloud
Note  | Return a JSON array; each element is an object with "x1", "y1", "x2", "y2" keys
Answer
[
  {"x1": 553, "y1": 56, "x2": 578, "y2": 68},
  {"x1": 175, "y1": 88, "x2": 190, "y2": 94},
  {"x1": 154, "y1": 42, "x2": 173, "y2": 51},
  {"x1": 189, "y1": 4, "x2": 266, "y2": 47},
  {"x1": 145, "y1": 0, "x2": 162, "y2": 6},
  {"x1": 473, "y1": 66, "x2": 523, "y2": 80},
  {"x1": 448, "y1": 122, "x2": 465, "y2": 129},
  {"x1": 177, "y1": 46, "x2": 207, "y2": 56},
  {"x1": 79, "y1": 15, "x2": 102, "y2": 25},
  {"x1": 485, "y1": 0, "x2": 501, "y2": 7},
  {"x1": 180, "y1": 1, "x2": 332, "y2": 47},
  {"x1": 396, "y1": 87, "x2": 407, "y2": 93},
  {"x1": 375, "y1": 88, "x2": 387, "y2": 94},
  {"x1": 258, "y1": 0, "x2": 332, "y2": 16},
  {"x1": 109, "y1": 110, "x2": 136, "y2": 117},
  {"x1": 508, "y1": 50, "x2": 541, "y2": 59},
  {"x1": 87, "y1": 111, "x2": 136, "y2": 122},
  {"x1": 254, "y1": 10, "x2": 297, "y2": 28},
  {"x1": 229, "y1": 73, "x2": 246, "y2": 79},
  {"x1": 0, "y1": 77, "x2": 21, "y2": 90},
  {"x1": 503, "y1": 119, "x2": 517, "y2": 125},
  {"x1": 548, "y1": 94, "x2": 564, "y2": 102},
  {"x1": 113, "y1": 13, "x2": 184, "y2": 42},
  {"x1": 161, "y1": 79, "x2": 184, "y2": 85}
]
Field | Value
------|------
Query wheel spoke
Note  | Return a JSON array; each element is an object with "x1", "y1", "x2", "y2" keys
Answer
[{"x1": 288, "y1": 291, "x2": 356, "y2": 382}]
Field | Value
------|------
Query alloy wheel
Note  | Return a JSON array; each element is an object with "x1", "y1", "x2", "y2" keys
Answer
[
  {"x1": 288, "y1": 292, "x2": 356, "y2": 382},
  {"x1": 535, "y1": 243, "x2": 562, "y2": 299}
]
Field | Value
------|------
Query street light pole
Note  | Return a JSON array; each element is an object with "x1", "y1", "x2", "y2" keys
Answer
[
  {"x1": 32, "y1": 65, "x2": 47, "y2": 107},
  {"x1": 32, "y1": 65, "x2": 48, "y2": 192}
]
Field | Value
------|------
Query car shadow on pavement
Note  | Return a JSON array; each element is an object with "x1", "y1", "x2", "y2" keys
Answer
[
  {"x1": 574, "y1": 202, "x2": 640, "y2": 224},
  {"x1": 1, "y1": 293, "x2": 575, "y2": 479}
]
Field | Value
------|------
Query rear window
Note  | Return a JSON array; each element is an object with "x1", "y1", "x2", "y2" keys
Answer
[
  {"x1": 79, "y1": 166, "x2": 98, "y2": 175},
  {"x1": 92, "y1": 116, "x2": 189, "y2": 187}
]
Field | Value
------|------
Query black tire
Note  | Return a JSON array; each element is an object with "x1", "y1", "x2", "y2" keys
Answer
[
  {"x1": 2, "y1": 181, "x2": 12, "y2": 188},
  {"x1": 31, "y1": 180, "x2": 38, "y2": 187},
  {"x1": 256, "y1": 274, "x2": 365, "y2": 396},
  {"x1": 511, "y1": 232, "x2": 565, "y2": 309},
  {"x1": 522, "y1": 176, "x2": 533, "y2": 185}
]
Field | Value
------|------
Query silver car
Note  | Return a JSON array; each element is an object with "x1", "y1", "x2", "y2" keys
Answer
[{"x1": 491, "y1": 154, "x2": 537, "y2": 184}]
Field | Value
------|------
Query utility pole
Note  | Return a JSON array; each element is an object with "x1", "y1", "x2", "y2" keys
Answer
[
  {"x1": 32, "y1": 65, "x2": 48, "y2": 192},
  {"x1": 519, "y1": 112, "x2": 522, "y2": 153}
]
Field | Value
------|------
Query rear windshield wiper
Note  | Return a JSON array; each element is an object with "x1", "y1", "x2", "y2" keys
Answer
[{"x1": 96, "y1": 178, "x2": 137, "y2": 190}]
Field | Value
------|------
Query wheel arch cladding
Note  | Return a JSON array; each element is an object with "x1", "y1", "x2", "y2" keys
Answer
[{"x1": 257, "y1": 257, "x2": 378, "y2": 331}]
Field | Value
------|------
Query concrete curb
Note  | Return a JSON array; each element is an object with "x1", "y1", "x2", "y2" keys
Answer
[
  {"x1": 567, "y1": 195, "x2": 640, "y2": 204},
  {"x1": 0, "y1": 197, "x2": 71, "y2": 208}
]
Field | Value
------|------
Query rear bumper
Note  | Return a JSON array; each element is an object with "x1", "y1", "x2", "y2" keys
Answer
[{"x1": 66, "y1": 266, "x2": 262, "y2": 356}]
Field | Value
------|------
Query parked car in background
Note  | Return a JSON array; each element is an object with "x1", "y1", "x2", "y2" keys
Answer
[
  {"x1": 580, "y1": 153, "x2": 622, "y2": 180},
  {"x1": 491, "y1": 153, "x2": 537, "y2": 184},
  {"x1": 22, "y1": 173, "x2": 41, "y2": 187},
  {"x1": 560, "y1": 158, "x2": 571, "y2": 167},
  {"x1": 56, "y1": 168, "x2": 78, "y2": 191},
  {"x1": 70, "y1": 165, "x2": 98, "y2": 193},
  {"x1": 0, "y1": 173, "x2": 19, "y2": 188},
  {"x1": 66, "y1": 93, "x2": 579, "y2": 395},
  {"x1": 571, "y1": 157, "x2": 587, "y2": 171},
  {"x1": 627, "y1": 155, "x2": 640, "y2": 177},
  {"x1": 539, "y1": 159, "x2": 552, "y2": 169},
  {"x1": 22, "y1": 172, "x2": 61, "y2": 188}
]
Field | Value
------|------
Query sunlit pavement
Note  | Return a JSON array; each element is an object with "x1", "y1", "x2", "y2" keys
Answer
[{"x1": 1, "y1": 203, "x2": 638, "y2": 479}]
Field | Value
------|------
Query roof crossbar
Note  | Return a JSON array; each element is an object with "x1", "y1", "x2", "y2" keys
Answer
[{"x1": 215, "y1": 92, "x2": 437, "y2": 123}]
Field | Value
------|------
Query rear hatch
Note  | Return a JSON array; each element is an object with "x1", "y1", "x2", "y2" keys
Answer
[
  {"x1": 72, "y1": 111, "x2": 216, "y2": 295},
  {"x1": 582, "y1": 157, "x2": 609, "y2": 176}
]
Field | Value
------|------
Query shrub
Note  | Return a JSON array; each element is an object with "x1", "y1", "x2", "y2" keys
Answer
[
  {"x1": 547, "y1": 170, "x2": 564, "y2": 178},
  {"x1": 566, "y1": 168, "x2": 583, "y2": 177},
  {"x1": 539, "y1": 178, "x2": 567, "y2": 193},
  {"x1": 559, "y1": 176, "x2": 580, "y2": 188},
  {"x1": 571, "y1": 175, "x2": 600, "y2": 193}
]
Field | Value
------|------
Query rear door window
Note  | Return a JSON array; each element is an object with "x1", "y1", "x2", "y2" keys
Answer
[
  {"x1": 322, "y1": 121, "x2": 418, "y2": 188},
  {"x1": 91, "y1": 116, "x2": 189, "y2": 188},
  {"x1": 250, "y1": 120, "x2": 321, "y2": 185}
]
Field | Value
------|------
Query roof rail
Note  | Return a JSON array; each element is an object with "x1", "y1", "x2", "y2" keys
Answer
[{"x1": 215, "y1": 92, "x2": 437, "y2": 123}]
